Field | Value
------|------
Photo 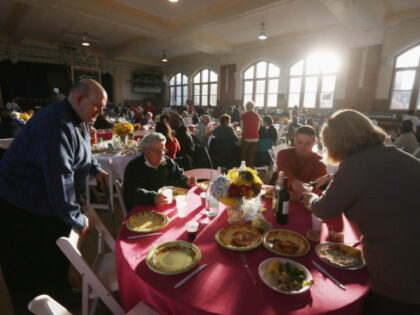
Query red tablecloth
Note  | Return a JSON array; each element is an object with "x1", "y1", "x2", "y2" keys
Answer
[{"x1": 116, "y1": 188, "x2": 369, "y2": 315}]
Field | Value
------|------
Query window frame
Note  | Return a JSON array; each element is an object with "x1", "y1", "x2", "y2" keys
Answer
[
  {"x1": 389, "y1": 44, "x2": 420, "y2": 111},
  {"x1": 169, "y1": 72, "x2": 189, "y2": 107},
  {"x1": 192, "y1": 68, "x2": 218, "y2": 106},
  {"x1": 242, "y1": 61, "x2": 280, "y2": 108},
  {"x1": 287, "y1": 56, "x2": 338, "y2": 110}
]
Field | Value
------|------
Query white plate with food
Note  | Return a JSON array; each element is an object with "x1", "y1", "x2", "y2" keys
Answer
[
  {"x1": 215, "y1": 224, "x2": 262, "y2": 251},
  {"x1": 258, "y1": 257, "x2": 313, "y2": 295},
  {"x1": 315, "y1": 242, "x2": 365, "y2": 270}
]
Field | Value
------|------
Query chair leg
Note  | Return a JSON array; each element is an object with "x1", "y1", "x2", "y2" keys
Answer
[{"x1": 82, "y1": 279, "x2": 89, "y2": 315}]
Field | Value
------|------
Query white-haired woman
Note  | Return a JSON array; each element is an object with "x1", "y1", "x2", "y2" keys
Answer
[{"x1": 123, "y1": 133, "x2": 196, "y2": 210}]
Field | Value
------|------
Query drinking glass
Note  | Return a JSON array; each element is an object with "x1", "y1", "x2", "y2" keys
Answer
[{"x1": 176, "y1": 195, "x2": 188, "y2": 218}]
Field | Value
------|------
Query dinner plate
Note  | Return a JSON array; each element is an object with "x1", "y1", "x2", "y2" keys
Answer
[
  {"x1": 215, "y1": 224, "x2": 262, "y2": 251},
  {"x1": 126, "y1": 211, "x2": 169, "y2": 233},
  {"x1": 158, "y1": 186, "x2": 188, "y2": 196},
  {"x1": 263, "y1": 229, "x2": 310, "y2": 257},
  {"x1": 261, "y1": 185, "x2": 275, "y2": 199},
  {"x1": 315, "y1": 242, "x2": 366, "y2": 270},
  {"x1": 258, "y1": 257, "x2": 313, "y2": 295},
  {"x1": 101, "y1": 151, "x2": 119, "y2": 156},
  {"x1": 146, "y1": 241, "x2": 201, "y2": 275}
]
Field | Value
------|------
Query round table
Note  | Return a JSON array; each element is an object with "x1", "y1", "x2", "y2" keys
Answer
[{"x1": 116, "y1": 187, "x2": 369, "y2": 315}]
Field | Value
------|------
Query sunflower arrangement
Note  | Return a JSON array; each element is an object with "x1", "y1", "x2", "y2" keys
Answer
[
  {"x1": 209, "y1": 167, "x2": 263, "y2": 207},
  {"x1": 112, "y1": 122, "x2": 134, "y2": 137},
  {"x1": 282, "y1": 117, "x2": 289, "y2": 124},
  {"x1": 19, "y1": 112, "x2": 30, "y2": 123}
]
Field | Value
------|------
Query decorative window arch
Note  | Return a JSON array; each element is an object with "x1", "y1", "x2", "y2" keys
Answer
[
  {"x1": 288, "y1": 52, "x2": 339, "y2": 109},
  {"x1": 192, "y1": 68, "x2": 218, "y2": 106},
  {"x1": 243, "y1": 61, "x2": 280, "y2": 108},
  {"x1": 169, "y1": 73, "x2": 188, "y2": 106},
  {"x1": 390, "y1": 44, "x2": 420, "y2": 110}
]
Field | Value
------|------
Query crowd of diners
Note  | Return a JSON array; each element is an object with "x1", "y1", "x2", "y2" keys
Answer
[{"x1": 0, "y1": 79, "x2": 419, "y2": 314}]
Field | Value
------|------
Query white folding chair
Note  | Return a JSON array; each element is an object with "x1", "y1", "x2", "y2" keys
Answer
[
  {"x1": 28, "y1": 294, "x2": 72, "y2": 315},
  {"x1": 56, "y1": 205, "x2": 122, "y2": 315},
  {"x1": 114, "y1": 179, "x2": 128, "y2": 218},
  {"x1": 28, "y1": 294, "x2": 159, "y2": 315},
  {"x1": 271, "y1": 143, "x2": 287, "y2": 158},
  {"x1": 184, "y1": 167, "x2": 222, "y2": 180},
  {"x1": 86, "y1": 158, "x2": 114, "y2": 211},
  {"x1": 412, "y1": 147, "x2": 420, "y2": 158}
]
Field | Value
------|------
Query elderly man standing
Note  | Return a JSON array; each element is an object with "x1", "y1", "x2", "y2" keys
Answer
[
  {"x1": 123, "y1": 133, "x2": 196, "y2": 210},
  {"x1": 241, "y1": 101, "x2": 261, "y2": 167},
  {"x1": 0, "y1": 79, "x2": 108, "y2": 312},
  {"x1": 276, "y1": 125, "x2": 326, "y2": 201}
]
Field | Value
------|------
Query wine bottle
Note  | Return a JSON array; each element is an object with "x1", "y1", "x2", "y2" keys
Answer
[{"x1": 276, "y1": 177, "x2": 289, "y2": 224}]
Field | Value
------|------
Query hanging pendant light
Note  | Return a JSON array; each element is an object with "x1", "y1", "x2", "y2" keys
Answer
[
  {"x1": 258, "y1": 23, "x2": 267, "y2": 41},
  {"x1": 161, "y1": 50, "x2": 168, "y2": 63}
]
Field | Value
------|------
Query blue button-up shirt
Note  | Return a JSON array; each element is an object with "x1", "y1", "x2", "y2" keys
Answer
[{"x1": 0, "y1": 99, "x2": 102, "y2": 229}]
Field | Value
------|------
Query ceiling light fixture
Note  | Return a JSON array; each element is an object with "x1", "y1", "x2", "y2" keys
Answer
[
  {"x1": 168, "y1": 0, "x2": 179, "y2": 3},
  {"x1": 81, "y1": 33, "x2": 90, "y2": 47},
  {"x1": 161, "y1": 50, "x2": 168, "y2": 63},
  {"x1": 258, "y1": 23, "x2": 267, "y2": 41}
]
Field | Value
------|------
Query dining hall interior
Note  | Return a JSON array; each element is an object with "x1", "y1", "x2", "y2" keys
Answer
[{"x1": 0, "y1": 0, "x2": 420, "y2": 315}]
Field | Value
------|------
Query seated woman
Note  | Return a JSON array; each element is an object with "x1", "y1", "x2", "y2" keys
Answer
[
  {"x1": 255, "y1": 115, "x2": 278, "y2": 166},
  {"x1": 195, "y1": 115, "x2": 212, "y2": 147},
  {"x1": 155, "y1": 115, "x2": 180, "y2": 159},
  {"x1": 395, "y1": 120, "x2": 418, "y2": 154},
  {"x1": 123, "y1": 133, "x2": 196, "y2": 210},
  {"x1": 140, "y1": 112, "x2": 154, "y2": 127},
  {"x1": 303, "y1": 109, "x2": 420, "y2": 314}
]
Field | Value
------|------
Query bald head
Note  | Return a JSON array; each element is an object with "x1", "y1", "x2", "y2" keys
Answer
[{"x1": 68, "y1": 79, "x2": 107, "y2": 123}]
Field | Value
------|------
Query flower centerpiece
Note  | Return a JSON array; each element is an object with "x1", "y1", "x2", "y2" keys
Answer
[
  {"x1": 281, "y1": 117, "x2": 289, "y2": 125},
  {"x1": 209, "y1": 167, "x2": 263, "y2": 223},
  {"x1": 112, "y1": 122, "x2": 134, "y2": 144}
]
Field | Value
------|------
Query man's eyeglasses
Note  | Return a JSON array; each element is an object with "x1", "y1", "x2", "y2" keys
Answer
[{"x1": 149, "y1": 148, "x2": 167, "y2": 155}]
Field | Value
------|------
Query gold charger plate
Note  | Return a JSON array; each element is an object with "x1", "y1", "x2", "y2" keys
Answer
[
  {"x1": 199, "y1": 181, "x2": 210, "y2": 191},
  {"x1": 126, "y1": 211, "x2": 169, "y2": 233},
  {"x1": 158, "y1": 186, "x2": 188, "y2": 196},
  {"x1": 315, "y1": 242, "x2": 365, "y2": 270},
  {"x1": 263, "y1": 229, "x2": 310, "y2": 257},
  {"x1": 146, "y1": 241, "x2": 201, "y2": 275},
  {"x1": 215, "y1": 224, "x2": 262, "y2": 251}
]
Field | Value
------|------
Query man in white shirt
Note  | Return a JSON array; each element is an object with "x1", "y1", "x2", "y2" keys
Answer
[{"x1": 402, "y1": 110, "x2": 420, "y2": 133}]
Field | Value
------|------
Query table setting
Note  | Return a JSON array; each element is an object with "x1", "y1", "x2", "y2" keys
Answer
[{"x1": 115, "y1": 169, "x2": 369, "y2": 315}]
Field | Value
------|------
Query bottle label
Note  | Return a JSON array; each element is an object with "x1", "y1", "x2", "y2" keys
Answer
[{"x1": 282, "y1": 201, "x2": 289, "y2": 215}]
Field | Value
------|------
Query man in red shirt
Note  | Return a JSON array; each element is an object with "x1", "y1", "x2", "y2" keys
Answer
[
  {"x1": 241, "y1": 101, "x2": 261, "y2": 167},
  {"x1": 276, "y1": 125, "x2": 326, "y2": 200}
]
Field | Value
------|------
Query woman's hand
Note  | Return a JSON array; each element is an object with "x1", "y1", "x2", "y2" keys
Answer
[
  {"x1": 302, "y1": 192, "x2": 318, "y2": 211},
  {"x1": 187, "y1": 176, "x2": 197, "y2": 187},
  {"x1": 313, "y1": 174, "x2": 332, "y2": 189},
  {"x1": 154, "y1": 193, "x2": 168, "y2": 206}
]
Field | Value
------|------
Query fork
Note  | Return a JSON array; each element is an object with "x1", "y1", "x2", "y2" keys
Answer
[{"x1": 241, "y1": 254, "x2": 256, "y2": 285}]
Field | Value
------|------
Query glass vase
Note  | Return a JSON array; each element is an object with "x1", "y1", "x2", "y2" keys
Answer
[
  {"x1": 227, "y1": 206, "x2": 247, "y2": 224},
  {"x1": 119, "y1": 135, "x2": 128, "y2": 147}
]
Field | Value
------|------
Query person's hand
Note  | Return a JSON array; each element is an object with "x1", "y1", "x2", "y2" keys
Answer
[
  {"x1": 96, "y1": 171, "x2": 109, "y2": 190},
  {"x1": 291, "y1": 179, "x2": 306, "y2": 199},
  {"x1": 186, "y1": 176, "x2": 197, "y2": 187},
  {"x1": 80, "y1": 216, "x2": 89, "y2": 237},
  {"x1": 154, "y1": 193, "x2": 168, "y2": 206},
  {"x1": 313, "y1": 174, "x2": 332, "y2": 189},
  {"x1": 302, "y1": 192, "x2": 318, "y2": 210}
]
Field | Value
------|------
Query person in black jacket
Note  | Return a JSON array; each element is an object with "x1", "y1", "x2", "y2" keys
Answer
[
  {"x1": 93, "y1": 114, "x2": 113, "y2": 130},
  {"x1": 169, "y1": 112, "x2": 195, "y2": 170},
  {"x1": 255, "y1": 115, "x2": 278, "y2": 166}
]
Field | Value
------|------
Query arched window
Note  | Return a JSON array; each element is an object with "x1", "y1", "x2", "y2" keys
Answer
[
  {"x1": 390, "y1": 45, "x2": 420, "y2": 110},
  {"x1": 243, "y1": 61, "x2": 280, "y2": 108},
  {"x1": 288, "y1": 52, "x2": 339, "y2": 109},
  {"x1": 169, "y1": 73, "x2": 188, "y2": 106},
  {"x1": 193, "y1": 68, "x2": 218, "y2": 106}
]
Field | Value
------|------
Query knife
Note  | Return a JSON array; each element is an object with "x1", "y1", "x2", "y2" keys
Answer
[
  {"x1": 127, "y1": 232, "x2": 163, "y2": 240},
  {"x1": 174, "y1": 264, "x2": 208, "y2": 288},
  {"x1": 312, "y1": 260, "x2": 346, "y2": 290}
]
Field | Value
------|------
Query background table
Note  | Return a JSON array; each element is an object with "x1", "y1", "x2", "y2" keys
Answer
[{"x1": 116, "y1": 187, "x2": 369, "y2": 315}]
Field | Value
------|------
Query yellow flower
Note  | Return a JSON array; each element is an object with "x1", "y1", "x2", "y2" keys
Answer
[
  {"x1": 112, "y1": 122, "x2": 134, "y2": 136},
  {"x1": 19, "y1": 113, "x2": 30, "y2": 122}
]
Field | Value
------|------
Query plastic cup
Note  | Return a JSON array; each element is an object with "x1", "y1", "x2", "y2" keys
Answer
[
  {"x1": 186, "y1": 220, "x2": 199, "y2": 242},
  {"x1": 176, "y1": 195, "x2": 188, "y2": 218},
  {"x1": 199, "y1": 192, "x2": 207, "y2": 206},
  {"x1": 311, "y1": 213, "x2": 323, "y2": 232},
  {"x1": 161, "y1": 188, "x2": 173, "y2": 204}
]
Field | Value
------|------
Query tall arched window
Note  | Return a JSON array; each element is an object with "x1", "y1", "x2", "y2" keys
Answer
[
  {"x1": 390, "y1": 45, "x2": 420, "y2": 110},
  {"x1": 169, "y1": 73, "x2": 188, "y2": 106},
  {"x1": 288, "y1": 52, "x2": 339, "y2": 109},
  {"x1": 193, "y1": 68, "x2": 218, "y2": 106},
  {"x1": 243, "y1": 61, "x2": 280, "y2": 108}
]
